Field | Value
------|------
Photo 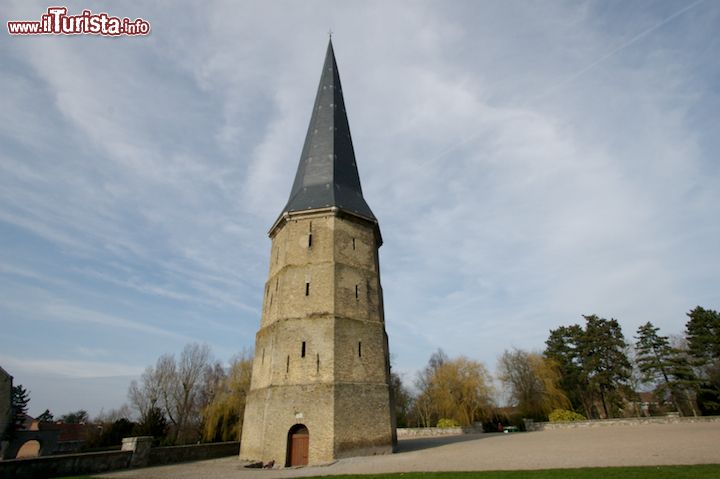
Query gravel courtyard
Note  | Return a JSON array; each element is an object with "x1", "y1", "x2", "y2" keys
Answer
[{"x1": 101, "y1": 422, "x2": 720, "y2": 478}]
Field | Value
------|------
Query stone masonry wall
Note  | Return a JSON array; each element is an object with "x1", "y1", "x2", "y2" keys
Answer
[
  {"x1": 524, "y1": 415, "x2": 720, "y2": 431},
  {"x1": 396, "y1": 425, "x2": 484, "y2": 438},
  {"x1": 334, "y1": 383, "x2": 393, "y2": 457},
  {"x1": 0, "y1": 440, "x2": 240, "y2": 479},
  {"x1": 241, "y1": 383, "x2": 336, "y2": 464},
  {"x1": 0, "y1": 450, "x2": 132, "y2": 479},
  {"x1": 240, "y1": 211, "x2": 394, "y2": 465},
  {"x1": 148, "y1": 441, "x2": 240, "y2": 466}
]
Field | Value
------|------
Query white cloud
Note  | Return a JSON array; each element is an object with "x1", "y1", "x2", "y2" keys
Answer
[
  {"x1": 0, "y1": 354, "x2": 142, "y2": 378},
  {"x1": 1, "y1": 0, "x2": 719, "y2": 411}
]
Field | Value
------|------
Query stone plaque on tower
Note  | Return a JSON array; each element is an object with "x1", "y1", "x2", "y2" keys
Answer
[{"x1": 239, "y1": 40, "x2": 396, "y2": 466}]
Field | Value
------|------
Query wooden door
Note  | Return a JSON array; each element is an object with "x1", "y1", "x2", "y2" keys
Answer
[{"x1": 288, "y1": 426, "x2": 309, "y2": 466}]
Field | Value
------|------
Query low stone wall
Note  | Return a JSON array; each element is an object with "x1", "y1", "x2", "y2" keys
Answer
[
  {"x1": 397, "y1": 425, "x2": 483, "y2": 438},
  {"x1": 0, "y1": 449, "x2": 131, "y2": 479},
  {"x1": 149, "y1": 441, "x2": 240, "y2": 466},
  {"x1": 0, "y1": 439, "x2": 241, "y2": 479},
  {"x1": 525, "y1": 415, "x2": 720, "y2": 432}
]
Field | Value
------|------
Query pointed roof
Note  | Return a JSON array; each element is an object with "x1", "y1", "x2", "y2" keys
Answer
[{"x1": 279, "y1": 40, "x2": 376, "y2": 223}]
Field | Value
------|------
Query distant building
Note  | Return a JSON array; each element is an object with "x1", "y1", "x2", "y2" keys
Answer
[
  {"x1": 239, "y1": 39, "x2": 395, "y2": 466},
  {"x1": 0, "y1": 366, "x2": 12, "y2": 441},
  {"x1": 1, "y1": 366, "x2": 13, "y2": 458}
]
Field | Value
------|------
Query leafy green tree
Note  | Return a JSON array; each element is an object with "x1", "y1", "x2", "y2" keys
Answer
[
  {"x1": 390, "y1": 372, "x2": 413, "y2": 428},
  {"x1": 667, "y1": 347, "x2": 700, "y2": 416},
  {"x1": 545, "y1": 324, "x2": 591, "y2": 417},
  {"x1": 36, "y1": 409, "x2": 54, "y2": 423},
  {"x1": 11, "y1": 384, "x2": 30, "y2": 432},
  {"x1": 60, "y1": 409, "x2": 89, "y2": 424},
  {"x1": 635, "y1": 321, "x2": 682, "y2": 414},
  {"x1": 545, "y1": 316, "x2": 632, "y2": 419},
  {"x1": 685, "y1": 306, "x2": 720, "y2": 413},
  {"x1": 581, "y1": 315, "x2": 632, "y2": 418},
  {"x1": 84, "y1": 418, "x2": 137, "y2": 450},
  {"x1": 685, "y1": 307, "x2": 720, "y2": 361},
  {"x1": 133, "y1": 406, "x2": 168, "y2": 441}
]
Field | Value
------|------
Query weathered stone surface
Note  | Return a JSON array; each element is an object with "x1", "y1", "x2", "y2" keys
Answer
[
  {"x1": 524, "y1": 415, "x2": 720, "y2": 431},
  {"x1": 0, "y1": 439, "x2": 241, "y2": 478},
  {"x1": 148, "y1": 441, "x2": 240, "y2": 466},
  {"x1": 240, "y1": 211, "x2": 395, "y2": 465},
  {"x1": 241, "y1": 40, "x2": 394, "y2": 466},
  {"x1": 0, "y1": 450, "x2": 132, "y2": 479},
  {"x1": 122, "y1": 436, "x2": 152, "y2": 467},
  {"x1": 396, "y1": 425, "x2": 484, "y2": 438}
]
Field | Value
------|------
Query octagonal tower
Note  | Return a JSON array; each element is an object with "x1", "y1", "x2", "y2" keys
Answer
[{"x1": 239, "y1": 39, "x2": 395, "y2": 466}]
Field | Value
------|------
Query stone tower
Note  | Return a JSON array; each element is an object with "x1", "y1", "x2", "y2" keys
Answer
[{"x1": 239, "y1": 40, "x2": 395, "y2": 466}]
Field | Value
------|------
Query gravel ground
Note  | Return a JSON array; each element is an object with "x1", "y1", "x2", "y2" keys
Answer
[{"x1": 100, "y1": 422, "x2": 720, "y2": 479}]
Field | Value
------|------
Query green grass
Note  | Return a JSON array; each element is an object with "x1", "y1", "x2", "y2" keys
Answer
[
  {"x1": 303, "y1": 465, "x2": 720, "y2": 479},
  {"x1": 56, "y1": 465, "x2": 720, "y2": 479}
]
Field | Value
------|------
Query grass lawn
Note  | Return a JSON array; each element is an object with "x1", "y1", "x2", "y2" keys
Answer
[{"x1": 303, "y1": 465, "x2": 720, "y2": 479}]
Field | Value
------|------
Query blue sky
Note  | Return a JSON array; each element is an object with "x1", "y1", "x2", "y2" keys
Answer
[{"x1": 1, "y1": 0, "x2": 718, "y2": 417}]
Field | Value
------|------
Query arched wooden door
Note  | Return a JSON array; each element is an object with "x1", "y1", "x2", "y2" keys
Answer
[{"x1": 286, "y1": 424, "x2": 309, "y2": 466}]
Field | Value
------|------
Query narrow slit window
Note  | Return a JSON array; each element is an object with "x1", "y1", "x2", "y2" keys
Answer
[
  {"x1": 301, "y1": 341, "x2": 306, "y2": 358},
  {"x1": 355, "y1": 284, "x2": 359, "y2": 299},
  {"x1": 316, "y1": 353, "x2": 320, "y2": 372},
  {"x1": 305, "y1": 282, "x2": 310, "y2": 296},
  {"x1": 286, "y1": 355, "x2": 290, "y2": 373},
  {"x1": 269, "y1": 294, "x2": 273, "y2": 306},
  {"x1": 261, "y1": 348, "x2": 265, "y2": 365},
  {"x1": 308, "y1": 233, "x2": 313, "y2": 247},
  {"x1": 358, "y1": 341, "x2": 362, "y2": 358},
  {"x1": 352, "y1": 238, "x2": 356, "y2": 250}
]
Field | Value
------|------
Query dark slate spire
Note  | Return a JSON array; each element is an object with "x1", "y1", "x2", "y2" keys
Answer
[{"x1": 280, "y1": 39, "x2": 376, "y2": 222}]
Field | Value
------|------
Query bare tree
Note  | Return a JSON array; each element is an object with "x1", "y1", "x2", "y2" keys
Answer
[
  {"x1": 94, "y1": 404, "x2": 134, "y2": 423},
  {"x1": 414, "y1": 349, "x2": 448, "y2": 427},
  {"x1": 128, "y1": 343, "x2": 213, "y2": 444},
  {"x1": 128, "y1": 366, "x2": 162, "y2": 423}
]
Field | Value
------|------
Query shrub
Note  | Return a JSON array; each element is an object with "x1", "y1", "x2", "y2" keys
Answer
[
  {"x1": 548, "y1": 409, "x2": 586, "y2": 422},
  {"x1": 436, "y1": 418, "x2": 460, "y2": 428}
]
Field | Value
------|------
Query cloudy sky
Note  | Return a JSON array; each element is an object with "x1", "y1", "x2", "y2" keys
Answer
[{"x1": 1, "y1": 0, "x2": 718, "y2": 417}]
